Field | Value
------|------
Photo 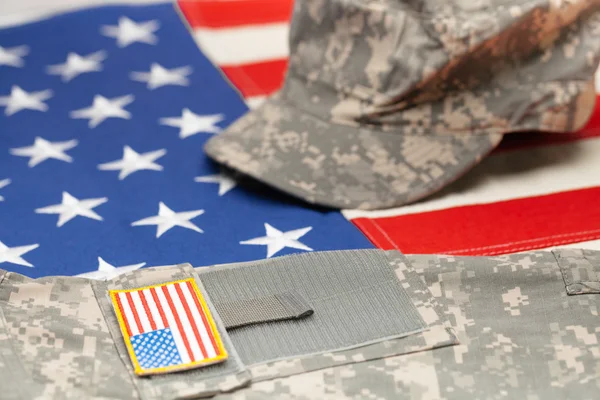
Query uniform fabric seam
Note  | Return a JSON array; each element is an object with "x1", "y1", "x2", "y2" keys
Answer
[
  {"x1": 551, "y1": 249, "x2": 572, "y2": 293},
  {"x1": 581, "y1": 250, "x2": 600, "y2": 282},
  {"x1": 354, "y1": 218, "x2": 399, "y2": 250},
  {"x1": 354, "y1": 222, "x2": 600, "y2": 256},
  {"x1": 551, "y1": 249, "x2": 600, "y2": 295},
  {"x1": 89, "y1": 280, "x2": 144, "y2": 400},
  {"x1": 369, "y1": 219, "x2": 401, "y2": 251},
  {"x1": 0, "y1": 302, "x2": 36, "y2": 400},
  {"x1": 440, "y1": 230, "x2": 600, "y2": 255}
]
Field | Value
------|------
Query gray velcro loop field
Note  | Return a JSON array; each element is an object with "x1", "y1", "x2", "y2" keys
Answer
[{"x1": 199, "y1": 250, "x2": 427, "y2": 366}]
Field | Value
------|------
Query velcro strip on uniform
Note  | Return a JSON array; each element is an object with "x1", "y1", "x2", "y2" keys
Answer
[
  {"x1": 215, "y1": 291, "x2": 314, "y2": 330},
  {"x1": 109, "y1": 278, "x2": 228, "y2": 376}
]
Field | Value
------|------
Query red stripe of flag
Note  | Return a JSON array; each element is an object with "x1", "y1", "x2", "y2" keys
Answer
[
  {"x1": 586, "y1": 97, "x2": 600, "y2": 134},
  {"x1": 114, "y1": 292, "x2": 132, "y2": 337},
  {"x1": 186, "y1": 280, "x2": 219, "y2": 355},
  {"x1": 161, "y1": 285, "x2": 195, "y2": 362},
  {"x1": 178, "y1": 0, "x2": 294, "y2": 28},
  {"x1": 352, "y1": 186, "x2": 600, "y2": 256},
  {"x1": 139, "y1": 291, "x2": 157, "y2": 331},
  {"x1": 220, "y1": 59, "x2": 288, "y2": 98},
  {"x1": 175, "y1": 282, "x2": 209, "y2": 359},
  {"x1": 150, "y1": 287, "x2": 167, "y2": 328},
  {"x1": 125, "y1": 292, "x2": 144, "y2": 335}
]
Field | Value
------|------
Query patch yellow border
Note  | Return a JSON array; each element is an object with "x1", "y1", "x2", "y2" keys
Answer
[{"x1": 109, "y1": 278, "x2": 228, "y2": 376}]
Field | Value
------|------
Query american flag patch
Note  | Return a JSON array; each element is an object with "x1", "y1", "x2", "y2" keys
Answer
[{"x1": 109, "y1": 278, "x2": 227, "y2": 375}]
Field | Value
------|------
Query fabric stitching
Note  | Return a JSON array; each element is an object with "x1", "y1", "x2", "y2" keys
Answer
[
  {"x1": 236, "y1": 252, "x2": 436, "y2": 360},
  {"x1": 0, "y1": 301, "x2": 39, "y2": 399},
  {"x1": 552, "y1": 250, "x2": 574, "y2": 292},
  {"x1": 368, "y1": 219, "x2": 401, "y2": 251},
  {"x1": 440, "y1": 229, "x2": 600, "y2": 255},
  {"x1": 552, "y1": 249, "x2": 600, "y2": 295},
  {"x1": 566, "y1": 282, "x2": 600, "y2": 290},
  {"x1": 356, "y1": 218, "x2": 600, "y2": 256},
  {"x1": 89, "y1": 280, "x2": 143, "y2": 399},
  {"x1": 561, "y1": 258, "x2": 572, "y2": 287},
  {"x1": 242, "y1": 250, "x2": 455, "y2": 374},
  {"x1": 571, "y1": 281, "x2": 600, "y2": 289},
  {"x1": 445, "y1": 236, "x2": 600, "y2": 256},
  {"x1": 91, "y1": 264, "x2": 249, "y2": 398},
  {"x1": 581, "y1": 250, "x2": 600, "y2": 282},
  {"x1": 108, "y1": 278, "x2": 228, "y2": 376},
  {"x1": 310, "y1": 278, "x2": 409, "y2": 304},
  {"x1": 351, "y1": 219, "x2": 390, "y2": 250}
]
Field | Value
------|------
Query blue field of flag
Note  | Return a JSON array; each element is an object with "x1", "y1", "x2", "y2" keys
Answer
[{"x1": 0, "y1": 3, "x2": 372, "y2": 278}]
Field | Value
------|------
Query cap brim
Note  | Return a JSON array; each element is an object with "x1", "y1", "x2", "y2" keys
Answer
[{"x1": 204, "y1": 99, "x2": 503, "y2": 210}]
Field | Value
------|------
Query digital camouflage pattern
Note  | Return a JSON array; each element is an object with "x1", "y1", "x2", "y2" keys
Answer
[
  {"x1": 0, "y1": 250, "x2": 456, "y2": 400},
  {"x1": 0, "y1": 270, "x2": 138, "y2": 400},
  {"x1": 218, "y1": 248, "x2": 600, "y2": 400},
  {"x1": 205, "y1": 0, "x2": 600, "y2": 210},
  {"x1": 1, "y1": 248, "x2": 599, "y2": 399},
  {"x1": 0, "y1": 264, "x2": 253, "y2": 400}
]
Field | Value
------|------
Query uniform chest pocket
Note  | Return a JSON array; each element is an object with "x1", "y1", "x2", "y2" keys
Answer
[{"x1": 93, "y1": 250, "x2": 459, "y2": 399}]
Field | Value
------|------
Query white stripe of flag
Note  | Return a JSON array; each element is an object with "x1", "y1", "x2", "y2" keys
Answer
[
  {"x1": 181, "y1": 281, "x2": 217, "y2": 358},
  {"x1": 153, "y1": 284, "x2": 191, "y2": 363},
  {"x1": 142, "y1": 288, "x2": 165, "y2": 330},
  {"x1": 193, "y1": 23, "x2": 289, "y2": 66}
]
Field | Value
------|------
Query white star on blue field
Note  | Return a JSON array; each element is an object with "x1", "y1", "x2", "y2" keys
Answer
[{"x1": 0, "y1": 3, "x2": 372, "y2": 278}]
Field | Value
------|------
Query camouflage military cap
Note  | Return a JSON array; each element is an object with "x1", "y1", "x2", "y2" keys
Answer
[{"x1": 205, "y1": 0, "x2": 600, "y2": 210}]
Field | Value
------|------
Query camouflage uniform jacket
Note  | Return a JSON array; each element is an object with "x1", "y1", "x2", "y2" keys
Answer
[{"x1": 0, "y1": 248, "x2": 599, "y2": 399}]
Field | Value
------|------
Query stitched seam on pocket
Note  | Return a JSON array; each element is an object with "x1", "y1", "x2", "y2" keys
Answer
[
  {"x1": 582, "y1": 250, "x2": 600, "y2": 282},
  {"x1": 213, "y1": 250, "x2": 458, "y2": 382},
  {"x1": 90, "y1": 280, "x2": 143, "y2": 399},
  {"x1": 0, "y1": 293, "x2": 37, "y2": 399},
  {"x1": 552, "y1": 249, "x2": 600, "y2": 295}
]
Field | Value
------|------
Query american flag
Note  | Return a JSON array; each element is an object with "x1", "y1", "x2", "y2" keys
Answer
[
  {"x1": 2, "y1": 0, "x2": 600, "y2": 278},
  {"x1": 110, "y1": 278, "x2": 227, "y2": 375},
  {"x1": 0, "y1": 2, "x2": 373, "y2": 279},
  {"x1": 180, "y1": 0, "x2": 600, "y2": 256}
]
